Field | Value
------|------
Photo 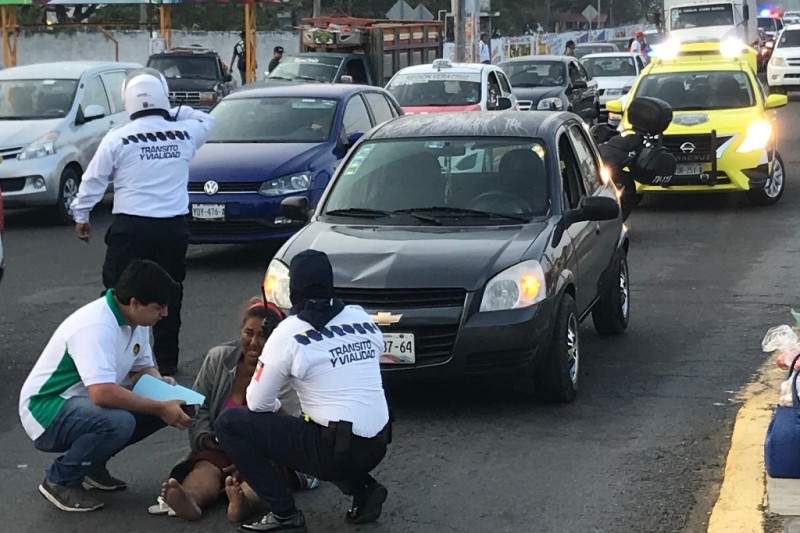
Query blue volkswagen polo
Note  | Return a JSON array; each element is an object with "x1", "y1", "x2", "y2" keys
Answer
[{"x1": 187, "y1": 84, "x2": 403, "y2": 243}]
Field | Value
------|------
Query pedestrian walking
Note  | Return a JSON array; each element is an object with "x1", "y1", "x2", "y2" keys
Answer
[
  {"x1": 565, "y1": 40, "x2": 576, "y2": 56},
  {"x1": 268, "y1": 46, "x2": 284, "y2": 74},
  {"x1": 480, "y1": 33, "x2": 492, "y2": 64},
  {"x1": 19, "y1": 259, "x2": 191, "y2": 513},
  {"x1": 70, "y1": 68, "x2": 216, "y2": 376},
  {"x1": 215, "y1": 250, "x2": 392, "y2": 532},
  {"x1": 232, "y1": 31, "x2": 247, "y2": 84}
]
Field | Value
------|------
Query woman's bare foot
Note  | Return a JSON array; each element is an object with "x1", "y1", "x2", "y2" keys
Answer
[
  {"x1": 163, "y1": 478, "x2": 202, "y2": 521},
  {"x1": 225, "y1": 476, "x2": 255, "y2": 522}
]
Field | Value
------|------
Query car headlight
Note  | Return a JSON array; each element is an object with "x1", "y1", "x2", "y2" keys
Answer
[
  {"x1": 263, "y1": 259, "x2": 292, "y2": 309},
  {"x1": 258, "y1": 172, "x2": 311, "y2": 197},
  {"x1": 771, "y1": 56, "x2": 788, "y2": 67},
  {"x1": 737, "y1": 120, "x2": 772, "y2": 153},
  {"x1": 479, "y1": 260, "x2": 547, "y2": 312},
  {"x1": 537, "y1": 97, "x2": 564, "y2": 111},
  {"x1": 605, "y1": 88, "x2": 624, "y2": 96},
  {"x1": 18, "y1": 132, "x2": 58, "y2": 161},
  {"x1": 199, "y1": 91, "x2": 219, "y2": 106},
  {"x1": 721, "y1": 38, "x2": 745, "y2": 58}
]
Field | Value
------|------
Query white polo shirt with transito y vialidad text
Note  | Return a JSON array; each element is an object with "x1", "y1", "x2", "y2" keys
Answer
[{"x1": 19, "y1": 290, "x2": 154, "y2": 441}]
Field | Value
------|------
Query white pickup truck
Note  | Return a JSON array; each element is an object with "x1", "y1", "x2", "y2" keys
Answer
[{"x1": 663, "y1": 0, "x2": 759, "y2": 46}]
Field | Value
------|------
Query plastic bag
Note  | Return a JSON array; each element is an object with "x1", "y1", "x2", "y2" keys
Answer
[
  {"x1": 779, "y1": 372, "x2": 797, "y2": 407},
  {"x1": 762, "y1": 325, "x2": 800, "y2": 353}
]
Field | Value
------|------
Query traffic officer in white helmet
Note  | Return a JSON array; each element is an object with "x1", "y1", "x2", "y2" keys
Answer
[{"x1": 70, "y1": 68, "x2": 216, "y2": 376}]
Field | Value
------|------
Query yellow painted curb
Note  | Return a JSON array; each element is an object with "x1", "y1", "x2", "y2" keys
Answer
[{"x1": 707, "y1": 358, "x2": 786, "y2": 533}]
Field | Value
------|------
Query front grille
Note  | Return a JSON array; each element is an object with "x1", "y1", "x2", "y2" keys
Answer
[
  {"x1": 380, "y1": 323, "x2": 458, "y2": 364},
  {"x1": 662, "y1": 134, "x2": 732, "y2": 163},
  {"x1": 661, "y1": 175, "x2": 731, "y2": 186},
  {"x1": 335, "y1": 288, "x2": 466, "y2": 309},
  {"x1": 189, "y1": 181, "x2": 261, "y2": 194},
  {"x1": 189, "y1": 219, "x2": 269, "y2": 236},
  {"x1": 170, "y1": 91, "x2": 201, "y2": 106},
  {"x1": 787, "y1": 58, "x2": 800, "y2": 66},
  {"x1": 0, "y1": 146, "x2": 23, "y2": 159},
  {"x1": 0, "y1": 177, "x2": 26, "y2": 192},
  {"x1": 517, "y1": 100, "x2": 533, "y2": 111},
  {"x1": 464, "y1": 348, "x2": 536, "y2": 374}
]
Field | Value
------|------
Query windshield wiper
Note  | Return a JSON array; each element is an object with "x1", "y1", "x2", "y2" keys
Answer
[
  {"x1": 325, "y1": 207, "x2": 395, "y2": 218},
  {"x1": 396, "y1": 206, "x2": 530, "y2": 222},
  {"x1": 294, "y1": 75, "x2": 323, "y2": 82},
  {"x1": 268, "y1": 75, "x2": 294, "y2": 81}
]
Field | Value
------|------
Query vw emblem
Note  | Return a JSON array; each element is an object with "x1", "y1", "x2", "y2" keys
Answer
[
  {"x1": 203, "y1": 180, "x2": 219, "y2": 195},
  {"x1": 680, "y1": 142, "x2": 696, "y2": 154}
]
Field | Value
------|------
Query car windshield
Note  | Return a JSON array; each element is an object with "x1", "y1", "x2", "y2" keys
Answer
[
  {"x1": 671, "y1": 4, "x2": 734, "y2": 28},
  {"x1": 581, "y1": 56, "x2": 637, "y2": 77},
  {"x1": 386, "y1": 72, "x2": 482, "y2": 107},
  {"x1": 778, "y1": 29, "x2": 800, "y2": 47},
  {"x1": 0, "y1": 79, "x2": 77, "y2": 120},
  {"x1": 323, "y1": 138, "x2": 550, "y2": 224},
  {"x1": 758, "y1": 17, "x2": 777, "y2": 31},
  {"x1": 149, "y1": 55, "x2": 219, "y2": 80},
  {"x1": 575, "y1": 45, "x2": 616, "y2": 59},
  {"x1": 269, "y1": 56, "x2": 342, "y2": 83},
  {"x1": 500, "y1": 61, "x2": 565, "y2": 87},
  {"x1": 634, "y1": 71, "x2": 754, "y2": 110},
  {"x1": 207, "y1": 97, "x2": 338, "y2": 143}
]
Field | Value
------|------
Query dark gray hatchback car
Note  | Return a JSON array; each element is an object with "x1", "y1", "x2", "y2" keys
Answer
[{"x1": 263, "y1": 111, "x2": 630, "y2": 402}]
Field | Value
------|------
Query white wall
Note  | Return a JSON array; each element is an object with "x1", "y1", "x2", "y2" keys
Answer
[{"x1": 11, "y1": 29, "x2": 298, "y2": 79}]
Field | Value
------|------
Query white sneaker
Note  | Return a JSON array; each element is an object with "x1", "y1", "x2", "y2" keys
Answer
[{"x1": 147, "y1": 496, "x2": 176, "y2": 517}]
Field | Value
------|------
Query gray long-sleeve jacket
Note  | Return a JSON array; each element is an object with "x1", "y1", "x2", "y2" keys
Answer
[{"x1": 188, "y1": 341, "x2": 301, "y2": 453}]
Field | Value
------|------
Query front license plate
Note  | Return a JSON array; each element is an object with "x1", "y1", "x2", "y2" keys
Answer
[
  {"x1": 192, "y1": 203, "x2": 225, "y2": 220},
  {"x1": 380, "y1": 333, "x2": 415, "y2": 364},
  {"x1": 675, "y1": 164, "x2": 702, "y2": 176}
]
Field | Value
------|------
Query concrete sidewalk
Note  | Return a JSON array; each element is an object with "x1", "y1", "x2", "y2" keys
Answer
[{"x1": 767, "y1": 477, "x2": 800, "y2": 532}]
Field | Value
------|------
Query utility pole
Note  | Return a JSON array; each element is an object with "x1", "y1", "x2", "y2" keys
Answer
[
  {"x1": 313, "y1": 0, "x2": 321, "y2": 18},
  {"x1": 453, "y1": 0, "x2": 466, "y2": 61}
]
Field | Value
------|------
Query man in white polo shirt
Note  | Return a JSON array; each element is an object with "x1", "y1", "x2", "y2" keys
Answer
[
  {"x1": 19, "y1": 259, "x2": 192, "y2": 513},
  {"x1": 70, "y1": 68, "x2": 216, "y2": 376},
  {"x1": 215, "y1": 250, "x2": 391, "y2": 532}
]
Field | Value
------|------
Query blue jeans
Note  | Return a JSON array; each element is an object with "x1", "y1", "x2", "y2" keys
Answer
[{"x1": 33, "y1": 396, "x2": 165, "y2": 487}]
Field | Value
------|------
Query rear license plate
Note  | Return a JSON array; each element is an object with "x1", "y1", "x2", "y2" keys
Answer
[
  {"x1": 675, "y1": 164, "x2": 702, "y2": 176},
  {"x1": 192, "y1": 203, "x2": 225, "y2": 221},
  {"x1": 380, "y1": 333, "x2": 415, "y2": 364}
]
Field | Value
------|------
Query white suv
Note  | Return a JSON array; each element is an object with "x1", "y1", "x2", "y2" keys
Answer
[
  {"x1": 0, "y1": 61, "x2": 140, "y2": 223},
  {"x1": 768, "y1": 24, "x2": 800, "y2": 94}
]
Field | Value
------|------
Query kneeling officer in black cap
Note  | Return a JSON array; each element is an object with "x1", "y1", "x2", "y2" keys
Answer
[{"x1": 215, "y1": 250, "x2": 390, "y2": 532}]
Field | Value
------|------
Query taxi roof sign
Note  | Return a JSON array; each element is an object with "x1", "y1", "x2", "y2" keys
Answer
[{"x1": 432, "y1": 58, "x2": 453, "y2": 70}]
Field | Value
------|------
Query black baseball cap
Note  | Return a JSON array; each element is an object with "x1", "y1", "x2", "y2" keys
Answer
[{"x1": 274, "y1": 46, "x2": 284, "y2": 54}]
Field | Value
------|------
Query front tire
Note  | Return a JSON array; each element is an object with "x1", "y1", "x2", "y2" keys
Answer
[
  {"x1": 534, "y1": 294, "x2": 581, "y2": 403},
  {"x1": 747, "y1": 153, "x2": 785, "y2": 206},
  {"x1": 592, "y1": 250, "x2": 631, "y2": 335},
  {"x1": 55, "y1": 167, "x2": 81, "y2": 225}
]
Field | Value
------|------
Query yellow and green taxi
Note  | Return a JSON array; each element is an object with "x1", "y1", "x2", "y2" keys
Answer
[{"x1": 607, "y1": 40, "x2": 788, "y2": 205}]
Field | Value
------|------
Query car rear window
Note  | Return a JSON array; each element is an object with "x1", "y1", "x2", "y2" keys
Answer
[
  {"x1": 323, "y1": 138, "x2": 551, "y2": 223},
  {"x1": 387, "y1": 72, "x2": 482, "y2": 107},
  {"x1": 581, "y1": 56, "x2": 637, "y2": 77},
  {"x1": 207, "y1": 97, "x2": 338, "y2": 143},
  {"x1": 634, "y1": 71, "x2": 754, "y2": 110},
  {"x1": 148, "y1": 55, "x2": 219, "y2": 80}
]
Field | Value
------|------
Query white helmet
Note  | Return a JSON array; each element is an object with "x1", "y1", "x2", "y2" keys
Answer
[{"x1": 121, "y1": 68, "x2": 171, "y2": 118}]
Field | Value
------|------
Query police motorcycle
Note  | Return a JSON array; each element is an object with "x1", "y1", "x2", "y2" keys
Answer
[{"x1": 591, "y1": 97, "x2": 677, "y2": 221}]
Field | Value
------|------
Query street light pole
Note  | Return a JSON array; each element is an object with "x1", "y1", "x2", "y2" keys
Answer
[{"x1": 453, "y1": 0, "x2": 466, "y2": 62}]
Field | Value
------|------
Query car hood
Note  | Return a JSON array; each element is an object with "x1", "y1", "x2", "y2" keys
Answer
[
  {"x1": 596, "y1": 76, "x2": 635, "y2": 90},
  {"x1": 280, "y1": 222, "x2": 549, "y2": 291},
  {"x1": 190, "y1": 142, "x2": 331, "y2": 181},
  {"x1": 164, "y1": 78, "x2": 219, "y2": 91},
  {"x1": 0, "y1": 119, "x2": 61, "y2": 148},
  {"x1": 663, "y1": 108, "x2": 762, "y2": 136},
  {"x1": 511, "y1": 86, "x2": 563, "y2": 101},
  {"x1": 669, "y1": 26, "x2": 737, "y2": 43},
  {"x1": 403, "y1": 104, "x2": 482, "y2": 114}
]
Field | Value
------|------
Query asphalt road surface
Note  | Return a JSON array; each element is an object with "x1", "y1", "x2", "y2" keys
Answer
[{"x1": 2, "y1": 103, "x2": 800, "y2": 533}]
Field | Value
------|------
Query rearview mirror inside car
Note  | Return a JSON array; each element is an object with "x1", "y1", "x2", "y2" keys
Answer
[
  {"x1": 280, "y1": 196, "x2": 312, "y2": 222},
  {"x1": 569, "y1": 196, "x2": 620, "y2": 224},
  {"x1": 766, "y1": 93, "x2": 788, "y2": 109}
]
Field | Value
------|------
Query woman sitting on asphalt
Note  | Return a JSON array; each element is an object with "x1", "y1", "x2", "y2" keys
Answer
[{"x1": 149, "y1": 297, "x2": 319, "y2": 521}]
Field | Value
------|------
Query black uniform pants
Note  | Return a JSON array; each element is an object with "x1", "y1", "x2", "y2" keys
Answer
[
  {"x1": 215, "y1": 408, "x2": 388, "y2": 513},
  {"x1": 102, "y1": 214, "x2": 189, "y2": 369}
]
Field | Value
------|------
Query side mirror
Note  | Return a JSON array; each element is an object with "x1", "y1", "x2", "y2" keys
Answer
[
  {"x1": 340, "y1": 75, "x2": 354, "y2": 84},
  {"x1": 495, "y1": 96, "x2": 513, "y2": 110},
  {"x1": 766, "y1": 93, "x2": 788, "y2": 109},
  {"x1": 569, "y1": 196, "x2": 620, "y2": 224},
  {"x1": 346, "y1": 131, "x2": 364, "y2": 146},
  {"x1": 77, "y1": 104, "x2": 105, "y2": 125},
  {"x1": 571, "y1": 79, "x2": 588, "y2": 89},
  {"x1": 280, "y1": 196, "x2": 312, "y2": 222},
  {"x1": 223, "y1": 73, "x2": 233, "y2": 82},
  {"x1": 583, "y1": 107, "x2": 599, "y2": 120},
  {"x1": 605, "y1": 99, "x2": 624, "y2": 114},
  {"x1": 743, "y1": 4, "x2": 750, "y2": 20}
]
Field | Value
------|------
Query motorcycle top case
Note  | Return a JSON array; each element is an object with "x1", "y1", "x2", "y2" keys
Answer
[{"x1": 627, "y1": 97, "x2": 673, "y2": 136}]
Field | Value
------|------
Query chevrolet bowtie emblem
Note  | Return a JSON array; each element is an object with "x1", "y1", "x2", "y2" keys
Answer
[{"x1": 370, "y1": 312, "x2": 402, "y2": 326}]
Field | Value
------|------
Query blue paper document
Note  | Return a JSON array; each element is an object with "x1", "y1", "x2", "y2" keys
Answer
[{"x1": 132, "y1": 374, "x2": 206, "y2": 405}]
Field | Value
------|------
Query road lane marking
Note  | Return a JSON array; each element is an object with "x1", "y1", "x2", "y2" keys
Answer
[{"x1": 707, "y1": 358, "x2": 784, "y2": 533}]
